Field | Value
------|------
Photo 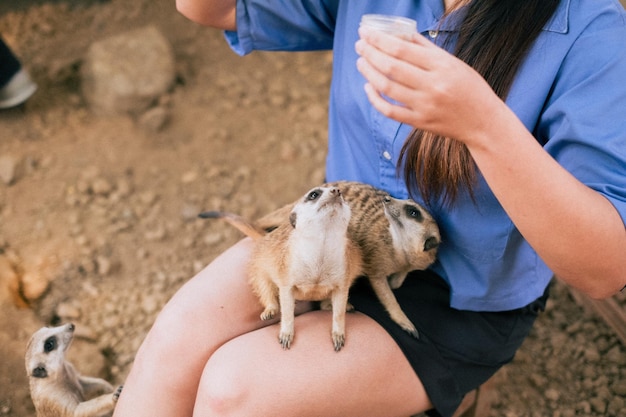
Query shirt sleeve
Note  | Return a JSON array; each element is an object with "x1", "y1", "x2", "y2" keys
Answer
[
  {"x1": 540, "y1": 10, "x2": 626, "y2": 225},
  {"x1": 225, "y1": 0, "x2": 340, "y2": 56}
]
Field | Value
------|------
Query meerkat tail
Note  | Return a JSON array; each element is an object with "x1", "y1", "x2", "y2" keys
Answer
[
  {"x1": 198, "y1": 211, "x2": 266, "y2": 240},
  {"x1": 255, "y1": 203, "x2": 294, "y2": 232}
]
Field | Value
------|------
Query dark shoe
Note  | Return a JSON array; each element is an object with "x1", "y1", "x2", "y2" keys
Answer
[{"x1": 0, "y1": 69, "x2": 37, "y2": 109}]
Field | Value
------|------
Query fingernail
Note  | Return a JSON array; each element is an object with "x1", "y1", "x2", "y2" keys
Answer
[
  {"x1": 358, "y1": 26, "x2": 371, "y2": 38},
  {"x1": 354, "y1": 39, "x2": 364, "y2": 54},
  {"x1": 356, "y1": 57, "x2": 365, "y2": 71}
]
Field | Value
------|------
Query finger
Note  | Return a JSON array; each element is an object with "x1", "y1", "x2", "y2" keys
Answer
[
  {"x1": 356, "y1": 54, "x2": 423, "y2": 107},
  {"x1": 363, "y1": 83, "x2": 419, "y2": 126},
  {"x1": 358, "y1": 27, "x2": 437, "y2": 70},
  {"x1": 355, "y1": 33, "x2": 438, "y2": 96},
  {"x1": 356, "y1": 41, "x2": 426, "y2": 89}
]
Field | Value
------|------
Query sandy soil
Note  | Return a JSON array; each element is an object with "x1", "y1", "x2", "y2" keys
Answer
[{"x1": 1, "y1": 1, "x2": 624, "y2": 416}]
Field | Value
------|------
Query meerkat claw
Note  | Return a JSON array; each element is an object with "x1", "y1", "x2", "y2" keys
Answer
[
  {"x1": 279, "y1": 333, "x2": 293, "y2": 349},
  {"x1": 113, "y1": 385, "x2": 124, "y2": 401},
  {"x1": 404, "y1": 327, "x2": 419, "y2": 339},
  {"x1": 332, "y1": 332, "x2": 345, "y2": 351}
]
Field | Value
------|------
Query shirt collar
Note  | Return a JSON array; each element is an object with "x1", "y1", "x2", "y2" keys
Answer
[
  {"x1": 544, "y1": 0, "x2": 569, "y2": 34},
  {"x1": 421, "y1": 0, "x2": 569, "y2": 34}
]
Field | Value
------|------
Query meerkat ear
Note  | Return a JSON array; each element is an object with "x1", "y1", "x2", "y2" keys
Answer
[
  {"x1": 31, "y1": 366, "x2": 48, "y2": 378},
  {"x1": 289, "y1": 212, "x2": 297, "y2": 228}
]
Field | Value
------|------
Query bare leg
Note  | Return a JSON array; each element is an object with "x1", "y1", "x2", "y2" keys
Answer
[
  {"x1": 113, "y1": 239, "x2": 313, "y2": 417},
  {"x1": 193, "y1": 310, "x2": 432, "y2": 417}
]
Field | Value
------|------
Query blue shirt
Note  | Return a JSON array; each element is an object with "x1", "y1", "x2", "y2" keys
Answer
[{"x1": 225, "y1": 0, "x2": 626, "y2": 311}]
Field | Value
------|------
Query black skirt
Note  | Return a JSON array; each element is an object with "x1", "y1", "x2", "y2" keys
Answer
[{"x1": 349, "y1": 270, "x2": 549, "y2": 417}]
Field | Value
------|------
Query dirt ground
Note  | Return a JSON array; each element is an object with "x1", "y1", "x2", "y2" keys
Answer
[{"x1": 0, "y1": 1, "x2": 624, "y2": 416}]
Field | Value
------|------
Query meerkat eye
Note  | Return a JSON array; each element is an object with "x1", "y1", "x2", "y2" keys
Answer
[
  {"x1": 405, "y1": 205, "x2": 423, "y2": 222},
  {"x1": 43, "y1": 336, "x2": 57, "y2": 353},
  {"x1": 307, "y1": 190, "x2": 321, "y2": 201},
  {"x1": 383, "y1": 196, "x2": 391, "y2": 203}
]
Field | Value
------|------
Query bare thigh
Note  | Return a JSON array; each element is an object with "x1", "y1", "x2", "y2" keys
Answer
[
  {"x1": 194, "y1": 310, "x2": 432, "y2": 417},
  {"x1": 114, "y1": 238, "x2": 313, "y2": 417}
]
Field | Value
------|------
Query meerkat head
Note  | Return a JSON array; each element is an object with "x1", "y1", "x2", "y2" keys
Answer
[
  {"x1": 25, "y1": 323, "x2": 76, "y2": 380},
  {"x1": 289, "y1": 186, "x2": 351, "y2": 229},
  {"x1": 383, "y1": 195, "x2": 440, "y2": 260}
]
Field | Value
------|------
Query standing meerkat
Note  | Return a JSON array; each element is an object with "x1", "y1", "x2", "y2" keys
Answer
[
  {"x1": 200, "y1": 186, "x2": 363, "y2": 351},
  {"x1": 256, "y1": 181, "x2": 440, "y2": 338},
  {"x1": 25, "y1": 323, "x2": 123, "y2": 417}
]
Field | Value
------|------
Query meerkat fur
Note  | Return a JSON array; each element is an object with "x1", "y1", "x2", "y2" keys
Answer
[
  {"x1": 200, "y1": 186, "x2": 363, "y2": 351},
  {"x1": 256, "y1": 181, "x2": 440, "y2": 338},
  {"x1": 25, "y1": 323, "x2": 122, "y2": 417}
]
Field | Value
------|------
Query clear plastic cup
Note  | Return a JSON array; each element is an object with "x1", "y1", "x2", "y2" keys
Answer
[{"x1": 359, "y1": 14, "x2": 418, "y2": 39}]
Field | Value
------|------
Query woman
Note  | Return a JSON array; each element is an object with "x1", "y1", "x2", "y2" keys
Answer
[{"x1": 113, "y1": 1, "x2": 626, "y2": 416}]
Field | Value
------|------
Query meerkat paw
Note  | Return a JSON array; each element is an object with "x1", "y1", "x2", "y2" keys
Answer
[
  {"x1": 332, "y1": 332, "x2": 345, "y2": 352},
  {"x1": 400, "y1": 322, "x2": 419, "y2": 339},
  {"x1": 279, "y1": 331, "x2": 293, "y2": 350},
  {"x1": 260, "y1": 306, "x2": 278, "y2": 321},
  {"x1": 113, "y1": 385, "x2": 123, "y2": 401},
  {"x1": 389, "y1": 308, "x2": 419, "y2": 338},
  {"x1": 389, "y1": 310, "x2": 419, "y2": 338}
]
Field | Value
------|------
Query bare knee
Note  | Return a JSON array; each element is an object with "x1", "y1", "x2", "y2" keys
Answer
[
  {"x1": 193, "y1": 344, "x2": 254, "y2": 417},
  {"x1": 134, "y1": 239, "x2": 257, "y2": 364},
  {"x1": 137, "y1": 288, "x2": 201, "y2": 356},
  {"x1": 115, "y1": 295, "x2": 210, "y2": 417},
  {"x1": 129, "y1": 278, "x2": 221, "y2": 389}
]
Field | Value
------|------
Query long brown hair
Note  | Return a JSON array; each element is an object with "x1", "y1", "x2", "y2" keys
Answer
[{"x1": 399, "y1": 0, "x2": 560, "y2": 206}]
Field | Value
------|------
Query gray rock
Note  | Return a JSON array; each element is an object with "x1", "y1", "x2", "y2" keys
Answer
[{"x1": 82, "y1": 26, "x2": 175, "y2": 115}]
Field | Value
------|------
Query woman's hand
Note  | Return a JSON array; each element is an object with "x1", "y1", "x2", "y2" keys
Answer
[{"x1": 355, "y1": 27, "x2": 503, "y2": 149}]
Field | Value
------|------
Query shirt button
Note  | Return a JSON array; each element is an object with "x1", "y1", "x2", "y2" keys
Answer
[
  {"x1": 428, "y1": 30, "x2": 438, "y2": 39},
  {"x1": 383, "y1": 151, "x2": 392, "y2": 160}
]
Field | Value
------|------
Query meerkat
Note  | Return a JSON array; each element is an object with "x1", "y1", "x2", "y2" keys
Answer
[
  {"x1": 200, "y1": 186, "x2": 363, "y2": 351},
  {"x1": 25, "y1": 323, "x2": 123, "y2": 417},
  {"x1": 256, "y1": 181, "x2": 440, "y2": 338}
]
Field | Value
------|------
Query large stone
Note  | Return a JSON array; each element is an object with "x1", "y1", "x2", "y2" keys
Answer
[{"x1": 81, "y1": 26, "x2": 175, "y2": 115}]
